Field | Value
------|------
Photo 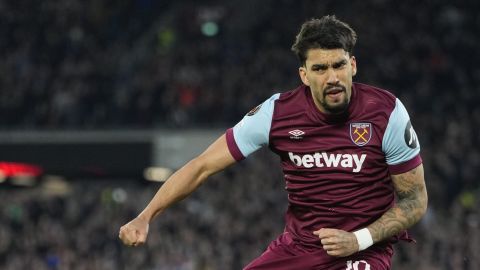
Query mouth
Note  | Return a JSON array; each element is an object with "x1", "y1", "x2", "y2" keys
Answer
[{"x1": 324, "y1": 86, "x2": 346, "y2": 98}]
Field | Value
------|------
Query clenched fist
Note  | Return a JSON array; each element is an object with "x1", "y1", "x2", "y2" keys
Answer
[
  {"x1": 119, "y1": 216, "x2": 149, "y2": 247},
  {"x1": 313, "y1": 228, "x2": 359, "y2": 257}
]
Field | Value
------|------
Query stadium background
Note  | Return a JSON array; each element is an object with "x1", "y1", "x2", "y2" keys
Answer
[{"x1": 1, "y1": 0, "x2": 479, "y2": 269}]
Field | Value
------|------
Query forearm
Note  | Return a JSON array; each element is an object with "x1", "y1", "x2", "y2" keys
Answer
[
  {"x1": 367, "y1": 165, "x2": 428, "y2": 243},
  {"x1": 367, "y1": 193, "x2": 427, "y2": 243},
  {"x1": 138, "y1": 158, "x2": 211, "y2": 222},
  {"x1": 118, "y1": 134, "x2": 235, "y2": 247},
  {"x1": 136, "y1": 134, "x2": 235, "y2": 223}
]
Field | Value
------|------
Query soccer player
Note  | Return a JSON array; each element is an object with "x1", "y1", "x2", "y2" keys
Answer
[{"x1": 119, "y1": 15, "x2": 428, "y2": 269}]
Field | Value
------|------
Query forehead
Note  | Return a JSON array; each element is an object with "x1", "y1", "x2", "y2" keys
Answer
[{"x1": 305, "y1": 48, "x2": 349, "y2": 64}]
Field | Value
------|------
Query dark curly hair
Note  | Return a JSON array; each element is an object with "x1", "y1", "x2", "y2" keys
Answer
[{"x1": 291, "y1": 15, "x2": 357, "y2": 66}]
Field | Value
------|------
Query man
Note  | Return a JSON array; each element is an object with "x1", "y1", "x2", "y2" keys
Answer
[{"x1": 119, "y1": 15, "x2": 428, "y2": 269}]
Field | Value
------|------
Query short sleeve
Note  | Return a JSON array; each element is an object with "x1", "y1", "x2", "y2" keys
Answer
[
  {"x1": 226, "y1": 93, "x2": 280, "y2": 161},
  {"x1": 382, "y1": 98, "x2": 422, "y2": 174}
]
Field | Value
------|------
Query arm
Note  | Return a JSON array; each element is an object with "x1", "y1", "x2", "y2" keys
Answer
[
  {"x1": 119, "y1": 94, "x2": 278, "y2": 246},
  {"x1": 367, "y1": 163, "x2": 428, "y2": 242},
  {"x1": 119, "y1": 134, "x2": 236, "y2": 246},
  {"x1": 314, "y1": 164, "x2": 428, "y2": 257}
]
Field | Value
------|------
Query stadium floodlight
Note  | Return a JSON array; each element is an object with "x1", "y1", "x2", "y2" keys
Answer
[
  {"x1": 10, "y1": 174, "x2": 36, "y2": 187},
  {"x1": 41, "y1": 175, "x2": 71, "y2": 196},
  {"x1": 143, "y1": 167, "x2": 173, "y2": 182}
]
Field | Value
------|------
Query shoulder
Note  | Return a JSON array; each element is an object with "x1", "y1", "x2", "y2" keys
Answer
[
  {"x1": 276, "y1": 84, "x2": 308, "y2": 103},
  {"x1": 353, "y1": 82, "x2": 397, "y2": 116},
  {"x1": 227, "y1": 92, "x2": 281, "y2": 160},
  {"x1": 354, "y1": 82, "x2": 396, "y2": 104},
  {"x1": 273, "y1": 85, "x2": 310, "y2": 118}
]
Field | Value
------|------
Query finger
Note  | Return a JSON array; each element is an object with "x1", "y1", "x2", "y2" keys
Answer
[
  {"x1": 136, "y1": 231, "x2": 147, "y2": 244},
  {"x1": 313, "y1": 228, "x2": 328, "y2": 236},
  {"x1": 119, "y1": 233, "x2": 134, "y2": 245},
  {"x1": 119, "y1": 227, "x2": 130, "y2": 241},
  {"x1": 322, "y1": 244, "x2": 337, "y2": 251},
  {"x1": 120, "y1": 227, "x2": 138, "y2": 245},
  {"x1": 119, "y1": 227, "x2": 129, "y2": 243},
  {"x1": 326, "y1": 249, "x2": 342, "y2": 257},
  {"x1": 126, "y1": 229, "x2": 139, "y2": 244},
  {"x1": 316, "y1": 228, "x2": 338, "y2": 239},
  {"x1": 321, "y1": 237, "x2": 335, "y2": 245}
]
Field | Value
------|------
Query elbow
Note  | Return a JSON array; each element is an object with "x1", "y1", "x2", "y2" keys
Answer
[
  {"x1": 188, "y1": 156, "x2": 214, "y2": 185},
  {"x1": 418, "y1": 189, "x2": 429, "y2": 220},
  {"x1": 422, "y1": 193, "x2": 428, "y2": 215}
]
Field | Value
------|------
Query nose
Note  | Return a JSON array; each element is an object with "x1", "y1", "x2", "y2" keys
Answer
[{"x1": 326, "y1": 69, "x2": 339, "y2": 85}]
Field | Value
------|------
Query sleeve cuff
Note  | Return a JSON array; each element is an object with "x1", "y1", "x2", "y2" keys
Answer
[
  {"x1": 226, "y1": 128, "x2": 245, "y2": 161},
  {"x1": 388, "y1": 154, "x2": 422, "y2": 175}
]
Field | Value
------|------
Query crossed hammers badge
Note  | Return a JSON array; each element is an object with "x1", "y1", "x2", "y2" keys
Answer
[{"x1": 350, "y1": 123, "x2": 372, "y2": 146}]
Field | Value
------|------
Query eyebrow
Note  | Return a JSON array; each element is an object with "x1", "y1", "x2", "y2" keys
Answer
[{"x1": 310, "y1": 59, "x2": 348, "y2": 70}]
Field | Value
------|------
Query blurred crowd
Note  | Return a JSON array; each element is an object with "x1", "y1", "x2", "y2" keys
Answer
[
  {"x1": 0, "y1": 150, "x2": 288, "y2": 270},
  {"x1": 1, "y1": 150, "x2": 479, "y2": 269},
  {"x1": 1, "y1": 0, "x2": 480, "y2": 269}
]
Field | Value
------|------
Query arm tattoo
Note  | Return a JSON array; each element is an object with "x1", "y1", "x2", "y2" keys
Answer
[{"x1": 368, "y1": 165, "x2": 428, "y2": 243}]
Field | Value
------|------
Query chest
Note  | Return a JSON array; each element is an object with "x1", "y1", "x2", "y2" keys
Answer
[{"x1": 269, "y1": 113, "x2": 388, "y2": 173}]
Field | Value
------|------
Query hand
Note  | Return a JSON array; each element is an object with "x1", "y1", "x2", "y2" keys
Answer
[
  {"x1": 313, "y1": 228, "x2": 359, "y2": 257},
  {"x1": 119, "y1": 216, "x2": 149, "y2": 247}
]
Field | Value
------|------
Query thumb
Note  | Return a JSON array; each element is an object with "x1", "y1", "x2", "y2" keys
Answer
[{"x1": 136, "y1": 223, "x2": 149, "y2": 243}]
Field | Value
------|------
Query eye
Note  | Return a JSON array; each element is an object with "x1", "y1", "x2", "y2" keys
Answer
[
  {"x1": 333, "y1": 61, "x2": 347, "y2": 69},
  {"x1": 311, "y1": 65, "x2": 327, "y2": 72}
]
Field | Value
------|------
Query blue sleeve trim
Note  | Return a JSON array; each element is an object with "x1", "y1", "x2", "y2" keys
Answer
[{"x1": 382, "y1": 98, "x2": 421, "y2": 165}]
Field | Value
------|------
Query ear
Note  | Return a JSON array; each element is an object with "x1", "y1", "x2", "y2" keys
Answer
[
  {"x1": 299, "y1": 66, "x2": 310, "y2": 86},
  {"x1": 350, "y1": 56, "x2": 357, "y2": 76}
]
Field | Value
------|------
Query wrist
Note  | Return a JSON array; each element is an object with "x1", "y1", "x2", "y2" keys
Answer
[
  {"x1": 138, "y1": 210, "x2": 154, "y2": 223},
  {"x1": 353, "y1": 228, "x2": 373, "y2": 251}
]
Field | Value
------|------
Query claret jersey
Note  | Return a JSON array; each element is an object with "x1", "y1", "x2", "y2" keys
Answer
[{"x1": 226, "y1": 82, "x2": 422, "y2": 262}]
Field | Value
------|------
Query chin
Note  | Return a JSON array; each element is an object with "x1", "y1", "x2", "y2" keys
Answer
[{"x1": 324, "y1": 101, "x2": 349, "y2": 114}]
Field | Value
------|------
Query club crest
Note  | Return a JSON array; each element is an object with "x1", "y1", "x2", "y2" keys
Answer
[
  {"x1": 247, "y1": 104, "x2": 262, "y2": 116},
  {"x1": 350, "y1": 123, "x2": 372, "y2": 146}
]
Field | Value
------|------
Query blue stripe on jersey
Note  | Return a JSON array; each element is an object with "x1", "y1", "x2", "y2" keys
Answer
[
  {"x1": 232, "y1": 93, "x2": 280, "y2": 158},
  {"x1": 382, "y1": 98, "x2": 421, "y2": 165}
]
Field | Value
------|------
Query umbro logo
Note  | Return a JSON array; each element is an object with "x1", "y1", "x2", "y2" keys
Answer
[{"x1": 289, "y1": 129, "x2": 305, "y2": 139}]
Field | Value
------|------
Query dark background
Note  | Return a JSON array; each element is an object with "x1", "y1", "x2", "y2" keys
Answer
[{"x1": 1, "y1": 0, "x2": 479, "y2": 269}]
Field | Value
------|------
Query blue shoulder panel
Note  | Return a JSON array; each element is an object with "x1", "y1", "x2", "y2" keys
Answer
[{"x1": 232, "y1": 93, "x2": 280, "y2": 158}]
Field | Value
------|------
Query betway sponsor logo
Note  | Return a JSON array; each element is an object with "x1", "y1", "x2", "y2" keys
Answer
[{"x1": 288, "y1": 152, "x2": 367, "y2": 173}]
